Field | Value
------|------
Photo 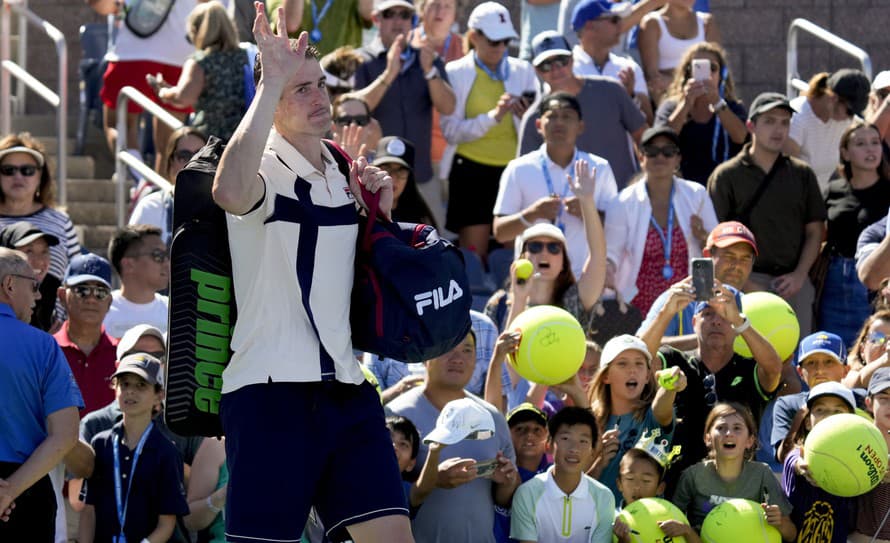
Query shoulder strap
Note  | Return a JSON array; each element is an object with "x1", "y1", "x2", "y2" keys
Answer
[{"x1": 735, "y1": 156, "x2": 783, "y2": 225}]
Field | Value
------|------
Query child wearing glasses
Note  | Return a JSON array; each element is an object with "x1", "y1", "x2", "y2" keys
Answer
[{"x1": 669, "y1": 401, "x2": 796, "y2": 542}]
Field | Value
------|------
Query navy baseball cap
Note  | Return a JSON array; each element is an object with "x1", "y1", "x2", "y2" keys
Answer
[
  {"x1": 868, "y1": 367, "x2": 890, "y2": 396},
  {"x1": 797, "y1": 331, "x2": 846, "y2": 365},
  {"x1": 693, "y1": 284, "x2": 742, "y2": 315},
  {"x1": 531, "y1": 30, "x2": 572, "y2": 67},
  {"x1": 64, "y1": 253, "x2": 112, "y2": 288},
  {"x1": 806, "y1": 381, "x2": 856, "y2": 412},
  {"x1": 571, "y1": 0, "x2": 629, "y2": 32}
]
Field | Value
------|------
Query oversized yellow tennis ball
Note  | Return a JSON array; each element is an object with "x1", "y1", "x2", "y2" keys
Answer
[
  {"x1": 618, "y1": 498, "x2": 689, "y2": 543},
  {"x1": 508, "y1": 305, "x2": 586, "y2": 386},
  {"x1": 803, "y1": 413, "x2": 888, "y2": 497},
  {"x1": 732, "y1": 292, "x2": 800, "y2": 361},
  {"x1": 700, "y1": 499, "x2": 781, "y2": 543},
  {"x1": 515, "y1": 258, "x2": 534, "y2": 282}
]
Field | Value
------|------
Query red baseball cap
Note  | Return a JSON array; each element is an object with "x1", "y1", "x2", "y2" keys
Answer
[{"x1": 704, "y1": 221, "x2": 758, "y2": 256}]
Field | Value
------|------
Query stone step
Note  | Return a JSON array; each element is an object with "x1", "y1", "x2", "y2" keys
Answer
[
  {"x1": 11, "y1": 114, "x2": 83, "y2": 138},
  {"x1": 43, "y1": 155, "x2": 95, "y2": 180},
  {"x1": 34, "y1": 136, "x2": 76, "y2": 156},
  {"x1": 67, "y1": 201, "x2": 116, "y2": 226},
  {"x1": 76, "y1": 225, "x2": 118, "y2": 255},
  {"x1": 66, "y1": 177, "x2": 116, "y2": 203}
]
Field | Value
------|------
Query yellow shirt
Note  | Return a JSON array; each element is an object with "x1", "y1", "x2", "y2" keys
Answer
[{"x1": 456, "y1": 66, "x2": 517, "y2": 166}]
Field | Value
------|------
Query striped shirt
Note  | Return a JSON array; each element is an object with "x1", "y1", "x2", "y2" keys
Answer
[{"x1": 0, "y1": 206, "x2": 81, "y2": 281}]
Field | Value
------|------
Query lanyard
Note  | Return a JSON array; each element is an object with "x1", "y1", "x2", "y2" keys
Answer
[
  {"x1": 473, "y1": 51, "x2": 509, "y2": 82},
  {"x1": 711, "y1": 115, "x2": 729, "y2": 164},
  {"x1": 309, "y1": 0, "x2": 334, "y2": 43},
  {"x1": 113, "y1": 422, "x2": 154, "y2": 542},
  {"x1": 419, "y1": 26, "x2": 452, "y2": 60},
  {"x1": 648, "y1": 182, "x2": 675, "y2": 280},
  {"x1": 540, "y1": 150, "x2": 580, "y2": 233}
]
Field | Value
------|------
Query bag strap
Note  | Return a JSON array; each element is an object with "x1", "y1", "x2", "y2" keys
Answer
[{"x1": 735, "y1": 155, "x2": 784, "y2": 224}]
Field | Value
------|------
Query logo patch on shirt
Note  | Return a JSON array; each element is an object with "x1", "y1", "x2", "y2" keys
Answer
[
  {"x1": 343, "y1": 187, "x2": 355, "y2": 201},
  {"x1": 731, "y1": 376, "x2": 743, "y2": 387}
]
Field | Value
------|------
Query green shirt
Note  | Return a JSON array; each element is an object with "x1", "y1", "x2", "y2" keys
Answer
[{"x1": 268, "y1": 0, "x2": 371, "y2": 56}]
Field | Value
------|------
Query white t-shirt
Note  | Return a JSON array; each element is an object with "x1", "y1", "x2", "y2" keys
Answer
[
  {"x1": 222, "y1": 130, "x2": 363, "y2": 393},
  {"x1": 103, "y1": 290, "x2": 169, "y2": 339},
  {"x1": 789, "y1": 96, "x2": 852, "y2": 196},
  {"x1": 572, "y1": 46, "x2": 648, "y2": 96},
  {"x1": 129, "y1": 190, "x2": 172, "y2": 244},
  {"x1": 493, "y1": 145, "x2": 618, "y2": 279},
  {"x1": 107, "y1": 0, "x2": 198, "y2": 66}
]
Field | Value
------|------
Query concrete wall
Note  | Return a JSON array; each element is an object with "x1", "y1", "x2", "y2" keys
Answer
[{"x1": 14, "y1": 0, "x2": 890, "y2": 116}]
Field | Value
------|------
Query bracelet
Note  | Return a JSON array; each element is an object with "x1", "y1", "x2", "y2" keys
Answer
[
  {"x1": 518, "y1": 212, "x2": 533, "y2": 227},
  {"x1": 424, "y1": 66, "x2": 440, "y2": 81},
  {"x1": 733, "y1": 314, "x2": 751, "y2": 335},
  {"x1": 206, "y1": 495, "x2": 222, "y2": 514},
  {"x1": 710, "y1": 98, "x2": 728, "y2": 113}
]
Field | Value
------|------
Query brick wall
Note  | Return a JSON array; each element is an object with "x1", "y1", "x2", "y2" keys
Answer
[{"x1": 16, "y1": 0, "x2": 890, "y2": 115}]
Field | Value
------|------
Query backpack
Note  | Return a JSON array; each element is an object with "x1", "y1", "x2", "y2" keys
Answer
[{"x1": 124, "y1": 0, "x2": 176, "y2": 39}]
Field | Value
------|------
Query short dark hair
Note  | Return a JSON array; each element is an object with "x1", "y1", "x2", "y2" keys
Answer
[
  {"x1": 253, "y1": 41, "x2": 321, "y2": 87},
  {"x1": 538, "y1": 91, "x2": 583, "y2": 120},
  {"x1": 548, "y1": 406, "x2": 598, "y2": 441},
  {"x1": 108, "y1": 224, "x2": 163, "y2": 275},
  {"x1": 386, "y1": 415, "x2": 420, "y2": 460},
  {"x1": 619, "y1": 447, "x2": 666, "y2": 481}
]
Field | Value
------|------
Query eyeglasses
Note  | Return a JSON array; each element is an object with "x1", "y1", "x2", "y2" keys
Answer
[
  {"x1": 867, "y1": 331, "x2": 888, "y2": 346},
  {"x1": 483, "y1": 34, "x2": 511, "y2": 48},
  {"x1": 129, "y1": 248, "x2": 170, "y2": 263},
  {"x1": 172, "y1": 149, "x2": 198, "y2": 163},
  {"x1": 538, "y1": 55, "x2": 571, "y2": 73},
  {"x1": 0, "y1": 164, "x2": 40, "y2": 177},
  {"x1": 642, "y1": 144, "x2": 680, "y2": 158},
  {"x1": 381, "y1": 8, "x2": 413, "y2": 20},
  {"x1": 525, "y1": 241, "x2": 562, "y2": 255},
  {"x1": 703, "y1": 372, "x2": 718, "y2": 407},
  {"x1": 71, "y1": 284, "x2": 111, "y2": 300},
  {"x1": 334, "y1": 115, "x2": 371, "y2": 127},
  {"x1": 7, "y1": 273, "x2": 40, "y2": 293}
]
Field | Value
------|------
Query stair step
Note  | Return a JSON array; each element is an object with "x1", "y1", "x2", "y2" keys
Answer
[
  {"x1": 11, "y1": 115, "x2": 82, "y2": 138},
  {"x1": 67, "y1": 178, "x2": 116, "y2": 203},
  {"x1": 44, "y1": 155, "x2": 95, "y2": 180},
  {"x1": 35, "y1": 137, "x2": 77, "y2": 156},
  {"x1": 76, "y1": 225, "x2": 119, "y2": 255},
  {"x1": 67, "y1": 202, "x2": 116, "y2": 226}
]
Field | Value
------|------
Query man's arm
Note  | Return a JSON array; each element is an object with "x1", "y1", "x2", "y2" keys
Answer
[
  {"x1": 859, "y1": 227, "x2": 890, "y2": 290},
  {"x1": 146, "y1": 514, "x2": 177, "y2": 543},
  {"x1": 638, "y1": 279, "x2": 695, "y2": 358},
  {"x1": 212, "y1": 7, "x2": 309, "y2": 215},
  {"x1": 0, "y1": 406, "x2": 79, "y2": 514},
  {"x1": 419, "y1": 49, "x2": 455, "y2": 116},
  {"x1": 351, "y1": 36, "x2": 403, "y2": 111},
  {"x1": 85, "y1": 0, "x2": 117, "y2": 16},
  {"x1": 63, "y1": 439, "x2": 95, "y2": 479},
  {"x1": 774, "y1": 221, "x2": 824, "y2": 300},
  {"x1": 280, "y1": 0, "x2": 303, "y2": 34},
  {"x1": 357, "y1": 0, "x2": 373, "y2": 22}
]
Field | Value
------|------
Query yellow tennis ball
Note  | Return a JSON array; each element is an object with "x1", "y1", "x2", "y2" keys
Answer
[
  {"x1": 618, "y1": 498, "x2": 689, "y2": 543},
  {"x1": 515, "y1": 258, "x2": 534, "y2": 282},
  {"x1": 508, "y1": 305, "x2": 586, "y2": 386},
  {"x1": 803, "y1": 413, "x2": 888, "y2": 497},
  {"x1": 701, "y1": 499, "x2": 781, "y2": 543},
  {"x1": 732, "y1": 292, "x2": 800, "y2": 361}
]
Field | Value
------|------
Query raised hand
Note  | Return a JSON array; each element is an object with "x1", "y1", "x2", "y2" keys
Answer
[
  {"x1": 350, "y1": 156, "x2": 394, "y2": 220},
  {"x1": 252, "y1": 2, "x2": 308, "y2": 86},
  {"x1": 569, "y1": 159, "x2": 596, "y2": 198}
]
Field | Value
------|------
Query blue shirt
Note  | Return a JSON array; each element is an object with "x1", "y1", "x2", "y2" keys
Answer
[
  {"x1": 855, "y1": 215, "x2": 887, "y2": 273},
  {"x1": 0, "y1": 303, "x2": 83, "y2": 463},
  {"x1": 637, "y1": 287, "x2": 695, "y2": 338}
]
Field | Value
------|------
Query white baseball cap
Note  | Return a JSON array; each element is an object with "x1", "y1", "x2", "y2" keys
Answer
[
  {"x1": 116, "y1": 324, "x2": 166, "y2": 360},
  {"x1": 601, "y1": 334, "x2": 652, "y2": 367},
  {"x1": 873, "y1": 70, "x2": 890, "y2": 91},
  {"x1": 468, "y1": 2, "x2": 518, "y2": 42},
  {"x1": 423, "y1": 398, "x2": 496, "y2": 445},
  {"x1": 373, "y1": 0, "x2": 415, "y2": 13}
]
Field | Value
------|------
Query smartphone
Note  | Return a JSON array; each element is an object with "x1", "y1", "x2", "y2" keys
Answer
[
  {"x1": 691, "y1": 59, "x2": 711, "y2": 82},
  {"x1": 521, "y1": 90, "x2": 536, "y2": 106},
  {"x1": 473, "y1": 458, "x2": 498, "y2": 479},
  {"x1": 690, "y1": 257, "x2": 714, "y2": 302}
]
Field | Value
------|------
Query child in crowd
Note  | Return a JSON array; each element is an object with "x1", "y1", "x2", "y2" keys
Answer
[
  {"x1": 851, "y1": 367, "x2": 890, "y2": 542},
  {"x1": 670, "y1": 402, "x2": 796, "y2": 541},
  {"x1": 80, "y1": 354, "x2": 189, "y2": 543},
  {"x1": 588, "y1": 334, "x2": 683, "y2": 500},
  {"x1": 385, "y1": 416, "x2": 440, "y2": 514},
  {"x1": 511, "y1": 406, "x2": 615, "y2": 543},
  {"x1": 782, "y1": 382, "x2": 857, "y2": 543}
]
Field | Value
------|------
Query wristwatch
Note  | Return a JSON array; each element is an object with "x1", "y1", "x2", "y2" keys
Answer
[
  {"x1": 710, "y1": 98, "x2": 728, "y2": 113},
  {"x1": 424, "y1": 66, "x2": 440, "y2": 81},
  {"x1": 732, "y1": 313, "x2": 751, "y2": 335}
]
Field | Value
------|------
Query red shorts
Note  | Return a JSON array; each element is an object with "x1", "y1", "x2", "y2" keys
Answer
[{"x1": 100, "y1": 60, "x2": 193, "y2": 114}]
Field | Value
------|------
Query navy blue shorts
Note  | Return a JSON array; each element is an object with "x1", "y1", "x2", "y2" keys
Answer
[{"x1": 220, "y1": 380, "x2": 408, "y2": 543}]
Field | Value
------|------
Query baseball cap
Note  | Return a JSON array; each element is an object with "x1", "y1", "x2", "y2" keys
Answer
[
  {"x1": 530, "y1": 30, "x2": 572, "y2": 67},
  {"x1": 423, "y1": 397, "x2": 496, "y2": 445},
  {"x1": 571, "y1": 0, "x2": 630, "y2": 32},
  {"x1": 371, "y1": 136, "x2": 414, "y2": 172},
  {"x1": 507, "y1": 402, "x2": 548, "y2": 428},
  {"x1": 601, "y1": 334, "x2": 651, "y2": 367},
  {"x1": 468, "y1": 2, "x2": 518, "y2": 42},
  {"x1": 116, "y1": 324, "x2": 166, "y2": 360},
  {"x1": 0, "y1": 145, "x2": 45, "y2": 168},
  {"x1": 748, "y1": 92, "x2": 794, "y2": 121},
  {"x1": 373, "y1": 0, "x2": 414, "y2": 13},
  {"x1": 0, "y1": 221, "x2": 59, "y2": 249},
  {"x1": 640, "y1": 125, "x2": 680, "y2": 147},
  {"x1": 704, "y1": 221, "x2": 758, "y2": 256},
  {"x1": 873, "y1": 70, "x2": 890, "y2": 91},
  {"x1": 112, "y1": 353, "x2": 163, "y2": 386},
  {"x1": 828, "y1": 69, "x2": 871, "y2": 116},
  {"x1": 869, "y1": 367, "x2": 890, "y2": 396},
  {"x1": 692, "y1": 284, "x2": 742, "y2": 315},
  {"x1": 797, "y1": 331, "x2": 846, "y2": 366},
  {"x1": 806, "y1": 381, "x2": 856, "y2": 412},
  {"x1": 64, "y1": 253, "x2": 112, "y2": 288},
  {"x1": 518, "y1": 222, "x2": 567, "y2": 247}
]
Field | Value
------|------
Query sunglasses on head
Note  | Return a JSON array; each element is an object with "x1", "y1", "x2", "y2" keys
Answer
[
  {"x1": 334, "y1": 115, "x2": 371, "y2": 127},
  {"x1": 0, "y1": 164, "x2": 39, "y2": 177},
  {"x1": 642, "y1": 144, "x2": 680, "y2": 158},
  {"x1": 525, "y1": 241, "x2": 562, "y2": 255},
  {"x1": 130, "y1": 248, "x2": 170, "y2": 263},
  {"x1": 538, "y1": 55, "x2": 571, "y2": 73},
  {"x1": 71, "y1": 284, "x2": 111, "y2": 300},
  {"x1": 8, "y1": 273, "x2": 40, "y2": 293},
  {"x1": 381, "y1": 8, "x2": 413, "y2": 20},
  {"x1": 868, "y1": 331, "x2": 888, "y2": 346}
]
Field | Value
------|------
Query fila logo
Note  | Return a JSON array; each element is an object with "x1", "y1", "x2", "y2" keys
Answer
[{"x1": 415, "y1": 280, "x2": 464, "y2": 315}]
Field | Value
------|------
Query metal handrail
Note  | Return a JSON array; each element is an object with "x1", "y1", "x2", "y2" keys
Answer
[
  {"x1": 114, "y1": 86, "x2": 182, "y2": 227},
  {"x1": 1, "y1": 0, "x2": 68, "y2": 205},
  {"x1": 787, "y1": 18, "x2": 872, "y2": 98}
]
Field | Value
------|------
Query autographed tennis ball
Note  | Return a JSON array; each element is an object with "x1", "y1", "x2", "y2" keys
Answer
[
  {"x1": 618, "y1": 498, "x2": 689, "y2": 543},
  {"x1": 804, "y1": 413, "x2": 888, "y2": 497},
  {"x1": 700, "y1": 499, "x2": 781, "y2": 543},
  {"x1": 732, "y1": 292, "x2": 799, "y2": 361},
  {"x1": 508, "y1": 305, "x2": 586, "y2": 386},
  {"x1": 515, "y1": 258, "x2": 534, "y2": 282}
]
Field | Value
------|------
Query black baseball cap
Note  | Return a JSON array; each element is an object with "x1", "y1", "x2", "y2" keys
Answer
[
  {"x1": 372, "y1": 136, "x2": 415, "y2": 172},
  {"x1": 748, "y1": 92, "x2": 794, "y2": 121},
  {"x1": 0, "y1": 221, "x2": 60, "y2": 249},
  {"x1": 828, "y1": 69, "x2": 871, "y2": 116},
  {"x1": 640, "y1": 125, "x2": 680, "y2": 147}
]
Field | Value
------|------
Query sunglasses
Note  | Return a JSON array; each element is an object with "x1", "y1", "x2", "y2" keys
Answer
[
  {"x1": 642, "y1": 144, "x2": 680, "y2": 158},
  {"x1": 334, "y1": 115, "x2": 371, "y2": 127},
  {"x1": 172, "y1": 149, "x2": 198, "y2": 163},
  {"x1": 71, "y1": 284, "x2": 111, "y2": 300},
  {"x1": 538, "y1": 55, "x2": 571, "y2": 73},
  {"x1": 129, "y1": 248, "x2": 170, "y2": 263},
  {"x1": 483, "y1": 34, "x2": 511, "y2": 48},
  {"x1": 0, "y1": 164, "x2": 40, "y2": 177},
  {"x1": 525, "y1": 241, "x2": 562, "y2": 255},
  {"x1": 8, "y1": 273, "x2": 40, "y2": 293},
  {"x1": 868, "y1": 331, "x2": 888, "y2": 346},
  {"x1": 703, "y1": 372, "x2": 718, "y2": 407},
  {"x1": 381, "y1": 8, "x2": 413, "y2": 20}
]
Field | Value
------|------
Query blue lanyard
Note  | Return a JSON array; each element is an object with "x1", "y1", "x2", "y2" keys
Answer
[
  {"x1": 113, "y1": 422, "x2": 154, "y2": 542},
  {"x1": 540, "y1": 149, "x2": 580, "y2": 232},
  {"x1": 473, "y1": 51, "x2": 509, "y2": 81},
  {"x1": 309, "y1": 0, "x2": 334, "y2": 43},
  {"x1": 648, "y1": 182, "x2": 675, "y2": 280},
  {"x1": 711, "y1": 115, "x2": 729, "y2": 164}
]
